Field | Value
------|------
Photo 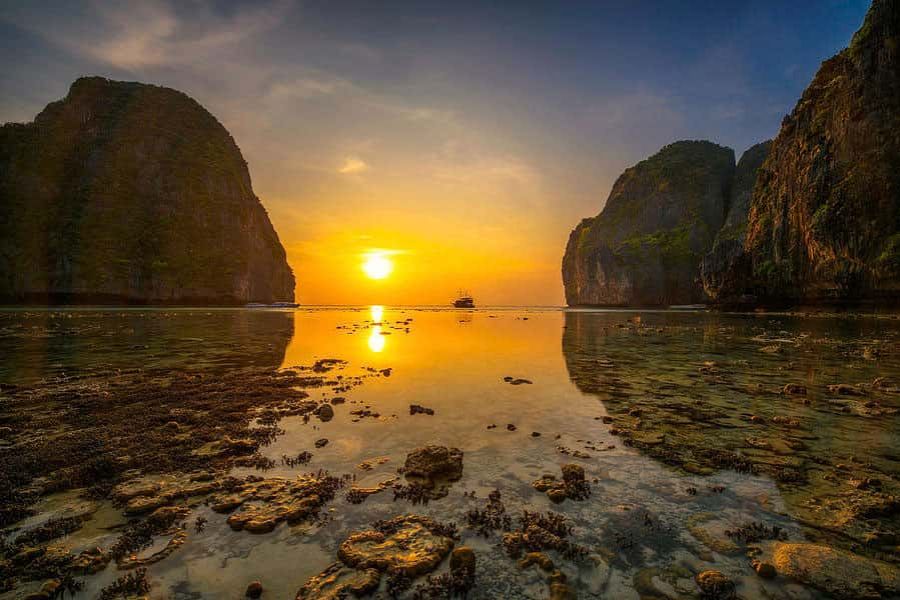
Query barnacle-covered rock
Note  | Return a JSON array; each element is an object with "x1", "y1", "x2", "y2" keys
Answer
[
  {"x1": 337, "y1": 515, "x2": 455, "y2": 577},
  {"x1": 295, "y1": 563, "x2": 381, "y2": 600},
  {"x1": 772, "y1": 542, "x2": 900, "y2": 599},
  {"x1": 211, "y1": 475, "x2": 340, "y2": 534}
]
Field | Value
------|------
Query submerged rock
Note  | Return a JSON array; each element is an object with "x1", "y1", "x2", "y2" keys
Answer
[
  {"x1": 113, "y1": 474, "x2": 221, "y2": 515},
  {"x1": 296, "y1": 563, "x2": 381, "y2": 600},
  {"x1": 828, "y1": 383, "x2": 866, "y2": 396},
  {"x1": 532, "y1": 464, "x2": 591, "y2": 503},
  {"x1": 772, "y1": 542, "x2": 900, "y2": 599},
  {"x1": 338, "y1": 515, "x2": 455, "y2": 577},
  {"x1": 751, "y1": 560, "x2": 776, "y2": 579},
  {"x1": 345, "y1": 478, "x2": 397, "y2": 504},
  {"x1": 211, "y1": 474, "x2": 340, "y2": 534},
  {"x1": 694, "y1": 569, "x2": 735, "y2": 599},
  {"x1": 449, "y1": 546, "x2": 476, "y2": 576},
  {"x1": 298, "y1": 514, "x2": 458, "y2": 598},
  {"x1": 782, "y1": 383, "x2": 807, "y2": 396},
  {"x1": 315, "y1": 404, "x2": 335, "y2": 421},
  {"x1": 403, "y1": 445, "x2": 464, "y2": 488},
  {"x1": 245, "y1": 581, "x2": 263, "y2": 598}
]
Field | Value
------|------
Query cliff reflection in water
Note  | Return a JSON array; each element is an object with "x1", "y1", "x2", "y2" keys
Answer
[
  {"x1": 562, "y1": 309, "x2": 900, "y2": 552},
  {"x1": 0, "y1": 309, "x2": 295, "y2": 384}
]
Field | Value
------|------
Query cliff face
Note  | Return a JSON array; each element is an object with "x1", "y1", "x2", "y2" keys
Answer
[
  {"x1": 716, "y1": 0, "x2": 900, "y2": 304},
  {"x1": 562, "y1": 141, "x2": 735, "y2": 306},
  {"x1": 699, "y1": 141, "x2": 771, "y2": 300},
  {"x1": 0, "y1": 77, "x2": 294, "y2": 305}
]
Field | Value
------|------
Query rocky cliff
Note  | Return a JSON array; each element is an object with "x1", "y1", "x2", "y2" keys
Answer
[
  {"x1": 0, "y1": 77, "x2": 295, "y2": 305},
  {"x1": 699, "y1": 141, "x2": 771, "y2": 300},
  {"x1": 562, "y1": 141, "x2": 735, "y2": 306},
  {"x1": 714, "y1": 0, "x2": 900, "y2": 305}
]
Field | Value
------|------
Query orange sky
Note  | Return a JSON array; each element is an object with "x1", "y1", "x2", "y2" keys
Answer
[{"x1": 257, "y1": 159, "x2": 574, "y2": 306}]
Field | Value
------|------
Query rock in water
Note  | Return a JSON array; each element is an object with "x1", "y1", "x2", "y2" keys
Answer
[
  {"x1": 450, "y1": 546, "x2": 476, "y2": 575},
  {"x1": 296, "y1": 563, "x2": 381, "y2": 600},
  {"x1": 562, "y1": 141, "x2": 735, "y2": 306},
  {"x1": 245, "y1": 581, "x2": 263, "y2": 599},
  {"x1": 403, "y1": 445, "x2": 464, "y2": 487},
  {"x1": 337, "y1": 515, "x2": 455, "y2": 576},
  {"x1": 772, "y1": 542, "x2": 900, "y2": 599},
  {"x1": 0, "y1": 77, "x2": 294, "y2": 305},
  {"x1": 717, "y1": 0, "x2": 900, "y2": 305},
  {"x1": 699, "y1": 141, "x2": 771, "y2": 301},
  {"x1": 694, "y1": 569, "x2": 735, "y2": 599}
]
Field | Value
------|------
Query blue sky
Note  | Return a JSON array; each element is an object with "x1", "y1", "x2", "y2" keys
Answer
[{"x1": 0, "y1": 1, "x2": 872, "y2": 304}]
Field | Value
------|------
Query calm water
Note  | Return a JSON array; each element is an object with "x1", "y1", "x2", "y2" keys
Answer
[{"x1": 1, "y1": 307, "x2": 898, "y2": 599}]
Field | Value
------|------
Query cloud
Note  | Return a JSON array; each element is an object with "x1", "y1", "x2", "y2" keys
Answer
[
  {"x1": 429, "y1": 155, "x2": 536, "y2": 186},
  {"x1": 265, "y1": 76, "x2": 346, "y2": 102},
  {"x1": 2, "y1": 0, "x2": 292, "y2": 71},
  {"x1": 338, "y1": 157, "x2": 370, "y2": 174}
]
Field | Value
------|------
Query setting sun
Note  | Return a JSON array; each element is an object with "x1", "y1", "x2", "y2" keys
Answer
[{"x1": 362, "y1": 253, "x2": 393, "y2": 280}]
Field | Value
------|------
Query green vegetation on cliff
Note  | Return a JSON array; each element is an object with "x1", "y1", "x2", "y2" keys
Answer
[{"x1": 562, "y1": 141, "x2": 734, "y2": 306}]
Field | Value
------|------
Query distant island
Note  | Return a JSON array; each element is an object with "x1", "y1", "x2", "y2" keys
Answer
[
  {"x1": 564, "y1": 0, "x2": 899, "y2": 308},
  {"x1": 0, "y1": 77, "x2": 294, "y2": 305}
]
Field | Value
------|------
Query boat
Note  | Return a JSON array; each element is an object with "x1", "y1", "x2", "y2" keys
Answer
[{"x1": 453, "y1": 290, "x2": 475, "y2": 309}]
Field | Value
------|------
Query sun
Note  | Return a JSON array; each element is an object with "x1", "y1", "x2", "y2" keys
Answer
[{"x1": 362, "y1": 254, "x2": 393, "y2": 279}]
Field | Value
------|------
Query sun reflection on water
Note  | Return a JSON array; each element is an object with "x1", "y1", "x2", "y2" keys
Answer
[
  {"x1": 370, "y1": 305, "x2": 384, "y2": 323},
  {"x1": 368, "y1": 305, "x2": 386, "y2": 353}
]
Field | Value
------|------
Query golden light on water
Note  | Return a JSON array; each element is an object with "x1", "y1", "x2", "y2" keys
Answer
[
  {"x1": 362, "y1": 253, "x2": 393, "y2": 280},
  {"x1": 370, "y1": 305, "x2": 384, "y2": 323},
  {"x1": 368, "y1": 305, "x2": 386, "y2": 352},
  {"x1": 368, "y1": 326, "x2": 386, "y2": 353}
]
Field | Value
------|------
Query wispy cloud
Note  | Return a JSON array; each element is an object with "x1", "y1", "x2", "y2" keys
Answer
[
  {"x1": 265, "y1": 76, "x2": 346, "y2": 102},
  {"x1": 2, "y1": 0, "x2": 292, "y2": 71},
  {"x1": 338, "y1": 157, "x2": 369, "y2": 174},
  {"x1": 428, "y1": 154, "x2": 537, "y2": 186}
]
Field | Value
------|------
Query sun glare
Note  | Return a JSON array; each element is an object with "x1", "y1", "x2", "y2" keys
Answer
[
  {"x1": 362, "y1": 253, "x2": 393, "y2": 279},
  {"x1": 368, "y1": 325, "x2": 386, "y2": 352},
  {"x1": 370, "y1": 305, "x2": 384, "y2": 323}
]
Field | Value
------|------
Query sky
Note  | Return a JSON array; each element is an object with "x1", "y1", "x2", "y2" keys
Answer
[{"x1": 0, "y1": 0, "x2": 871, "y2": 306}]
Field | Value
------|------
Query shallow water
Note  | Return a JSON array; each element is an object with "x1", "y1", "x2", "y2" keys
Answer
[{"x1": 1, "y1": 307, "x2": 898, "y2": 599}]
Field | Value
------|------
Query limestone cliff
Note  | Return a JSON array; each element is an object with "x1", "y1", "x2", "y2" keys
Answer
[
  {"x1": 699, "y1": 141, "x2": 771, "y2": 301},
  {"x1": 716, "y1": 0, "x2": 900, "y2": 304},
  {"x1": 0, "y1": 77, "x2": 295, "y2": 305},
  {"x1": 562, "y1": 141, "x2": 734, "y2": 306}
]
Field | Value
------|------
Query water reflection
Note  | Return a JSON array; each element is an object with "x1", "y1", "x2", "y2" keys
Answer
[
  {"x1": 368, "y1": 326, "x2": 386, "y2": 353},
  {"x1": 368, "y1": 305, "x2": 387, "y2": 352},
  {"x1": 0, "y1": 309, "x2": 295, "y2": 384},
  {"x1": 1, "y1": 307, "x2": 898, "y2": 599},
  {"x1": 370, "y1": 304, "x2": 384, "y2": 323},
  {"x1": 561, "y1": 309, "x2": 900, "y2": 553}
]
